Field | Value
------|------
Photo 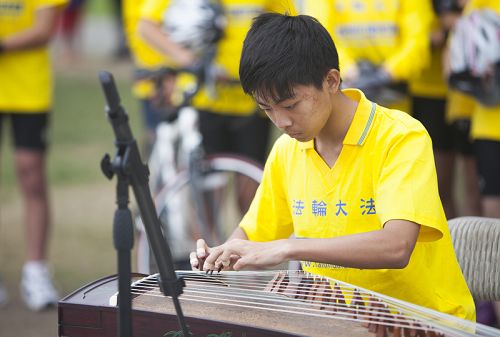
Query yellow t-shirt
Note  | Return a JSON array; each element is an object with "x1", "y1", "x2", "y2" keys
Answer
[
  {"x1": 0, "y1": 0, "x2": 67, "y2": 112},
  {"x1": 240, "y1": 89, "x2": 475, "y2": 320},
  {"x1": 320, "y1": 0, "x2": 432, "y2": 81},
  {"x1": 140, "y1": 0, "x2": 297, "y2": 116},
  {"x1": 462, "y1": 0, "x2": 500, "y2": 140}
]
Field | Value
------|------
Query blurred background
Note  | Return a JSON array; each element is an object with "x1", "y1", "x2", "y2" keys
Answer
[{"x1": 0, "y1": 1, "x2": 140, "y2": 335}]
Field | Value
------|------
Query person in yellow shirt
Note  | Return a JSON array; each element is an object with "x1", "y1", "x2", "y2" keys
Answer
[
  {"x1": 454, "y1": 0, "x2": 500, "y2": 219},
  {"x1": 447, "y1": 0, "x2": 500, "y2": 326},
  {"x1": 410, "y1": 1, "x2": 481, "y2": 219},
  {"x1": 190, "y1": 13, "x2": 475, "y2": 320},
  {"x1": 0, "y1": 0, "x2": 67, "y2": 310}
]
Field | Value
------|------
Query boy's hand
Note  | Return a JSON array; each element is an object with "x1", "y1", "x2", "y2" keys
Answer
[{"x1": 202, "y1": 239, "x2": 290, "y2": 272}]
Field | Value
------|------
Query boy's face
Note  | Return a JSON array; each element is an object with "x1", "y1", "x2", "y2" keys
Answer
[{"x1": 255, "y1": 80, "x2": 334, "y2": 142}]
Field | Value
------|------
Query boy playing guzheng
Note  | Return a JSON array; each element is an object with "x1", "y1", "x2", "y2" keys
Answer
[{"x1": 190, "y1": 13, "x2": 475, "y2": 321}]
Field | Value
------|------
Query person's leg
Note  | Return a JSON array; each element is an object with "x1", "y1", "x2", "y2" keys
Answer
[
  {"x1": 0, "y1": 114, "x2": 8, "y2": 307},
  {"x1": 198, "y1": 109, "x2": 231, "y2": 155},
  {"x1": 230, "y1": 112, "x2": 271, "y2": 166},
  {"x1": 475, "y1": 139, "x2": 500, "y2": 217},
  {"x1": 12, "y1": 114, "x2": 50, "y2": 261},
  {"x1": 434, "y1": 151, "x2": 456, "y2": 218},
  {"x1": 461, "y1": 155, "x2": 483, "y2": 215},
  {"x1": 140, "y1": 98, "x2": 163, "y2": 158},
  {"x1": 15, "y1": 150, "x2": 49, "y2": 261},
  {"x1": 195, "y1": 110, "x2": 232, "y2": 245},
  {"x1": 453, "y1": 119, "x2": 482, "y2": 216},
  {"x1": 474, "y1": 139, "x2": 500, "y2": 326},
  {"x1": 411, "y1": 96, "x2": 456, "y2": 218},
  {"x1": 11, "y1": 113, "x2": 58, "y2": 310},
  {"x1": 230, "y1": 112, "x2": 270, "y2": 213}
]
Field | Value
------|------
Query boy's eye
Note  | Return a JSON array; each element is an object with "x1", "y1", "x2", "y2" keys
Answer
[{"x1": 284, "y1": 103, "x2": 297, "y2": 110}]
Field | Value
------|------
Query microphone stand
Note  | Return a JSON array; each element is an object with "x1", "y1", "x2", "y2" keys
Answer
[{"x1": 99, "y1": 71, "x2": 191, "y2": 337}]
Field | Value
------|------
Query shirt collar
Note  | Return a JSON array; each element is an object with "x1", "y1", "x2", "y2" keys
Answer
[
  {"x1": 298, "y1": 89, "x2": 376, "y2": 150},
  {"x1": 342, "y1": 89, "x2": 377, "y2": 146}
]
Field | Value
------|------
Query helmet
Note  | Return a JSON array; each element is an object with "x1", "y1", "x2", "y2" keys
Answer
[
  {"x1": 449, "y1": 9, "x2": 500, "y2": 106},
  {"x1": 163, "y1": 0, "x2": 225, "y2": 56}
]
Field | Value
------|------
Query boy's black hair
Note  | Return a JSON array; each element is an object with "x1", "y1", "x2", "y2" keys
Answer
[{"x1": 239, "y1": 13, "x2": 340, "y2": 103}]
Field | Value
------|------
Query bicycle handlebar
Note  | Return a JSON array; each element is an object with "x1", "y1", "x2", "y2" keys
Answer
[{"x1": 134, "y1": 46, "x2": 242, "y2": 123}]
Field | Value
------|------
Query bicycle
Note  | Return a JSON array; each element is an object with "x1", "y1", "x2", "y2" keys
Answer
[{"x1": 134, "y1": 51, "x2": 265, "y2": 274}]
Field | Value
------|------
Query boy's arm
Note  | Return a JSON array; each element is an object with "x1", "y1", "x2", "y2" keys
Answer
[
  {"x1": 287, "y1": 219, "x2": 420, "y2": 269},
  {"x1": 0, "y1": 4, "x2": 65, "y2": 52}
]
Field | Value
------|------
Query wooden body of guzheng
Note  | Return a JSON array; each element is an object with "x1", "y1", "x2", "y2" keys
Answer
[{"x1": 58, "y1": 270, "x2": 500, "y2": 337}]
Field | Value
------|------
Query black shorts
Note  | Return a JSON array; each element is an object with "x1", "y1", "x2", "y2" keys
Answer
[
  {"x1": 411, "y1": 96, "x2": 474, "y2": 155},
  {"x1": 475, "y1": 140, "x2": 500, "y2": 196},
  {"x1": 412, "y1": 96, "x2": 454, "y2": 151},
  {"x1": 198, "y1": 110, "x2": 270, "y2": 165},
  {"x1": 0, "y1": 113, "x2": 50, "y2": 151},
  {"x1": 451, "y1": 118, "x2": 475, "y2": 156}
]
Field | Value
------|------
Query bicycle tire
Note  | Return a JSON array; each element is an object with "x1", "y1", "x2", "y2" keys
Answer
[{"x1": 137, "y1": 154, "x2": 263, "y2": 273}]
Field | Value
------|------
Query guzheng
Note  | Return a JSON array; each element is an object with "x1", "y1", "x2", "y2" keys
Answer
[{"x1": 58, "y1": 270, "x2": 500, "y2": 337}]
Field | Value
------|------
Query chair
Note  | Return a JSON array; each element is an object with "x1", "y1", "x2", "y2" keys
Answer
[{"x1": 448, "y1": 216, "x2": 500, "y2": 301}]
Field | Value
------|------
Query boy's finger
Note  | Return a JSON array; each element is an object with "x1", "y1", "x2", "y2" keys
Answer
[
  {"x1": 196, "y1": 239, "x2": 208, "y2": 258},
  {"x1": 189, "y1": 251, "x2": 200, "y2": 270}
]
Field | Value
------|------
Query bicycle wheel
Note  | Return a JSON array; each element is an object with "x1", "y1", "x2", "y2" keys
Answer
[{"x1": 138, "y1": 154, "x2": 263, "y2": 273}]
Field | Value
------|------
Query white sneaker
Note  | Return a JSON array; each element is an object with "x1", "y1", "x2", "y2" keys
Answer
[
  {"x1": 0, "y1": 278, "x2": 8, "y2": 307},
  {"x1": 20, "y1": 261, "x2": 59, "y2": 311}
]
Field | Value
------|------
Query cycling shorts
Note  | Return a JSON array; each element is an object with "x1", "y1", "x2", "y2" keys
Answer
[
  {"x1": 198, "y1": 110, "x2": 270, "y2": 166},
  {"x1": 451, "y1": 118, "x2": 475, "y2": 156},
  {"x1": 412, "y1": 96, "x2": 453, "y2": 151},
  {"x1": 0, "y1": 112, "x2": 49, "y2": 151},
  {"x1": 475, "y1": 139, "x2": 500, "y2": 196}
]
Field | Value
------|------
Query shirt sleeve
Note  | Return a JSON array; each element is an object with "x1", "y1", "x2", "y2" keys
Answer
[
  {"x1": 239, "y1": 136, "x2": 294, "y2": 241},
  {"x1": 375, "y1": 124, "x2": 446, "y2": 242}
]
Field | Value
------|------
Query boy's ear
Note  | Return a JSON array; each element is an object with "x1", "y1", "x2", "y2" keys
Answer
[{"x1": 325, "y1": 69, "x2": 341, "y2": 93}]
